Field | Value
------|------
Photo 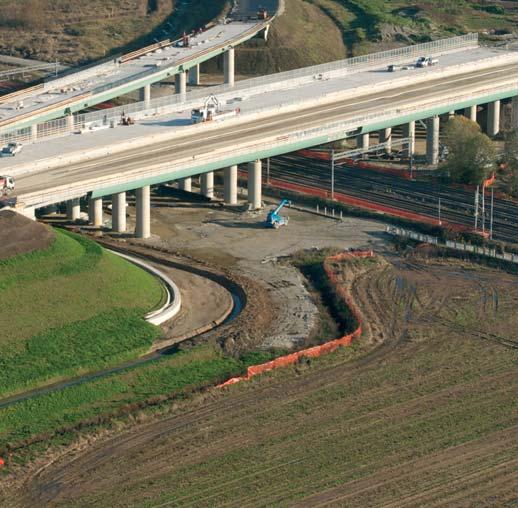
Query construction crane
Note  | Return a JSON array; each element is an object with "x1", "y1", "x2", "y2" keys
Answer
[{"x1": 266, "y1": 199, "x2": 290, "y2": 229}]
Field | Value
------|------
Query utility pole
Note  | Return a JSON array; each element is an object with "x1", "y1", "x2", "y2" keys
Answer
[
  {"x1": 438, "y1": 197, "x2": 442, "y2": 225},
  {"x1": 483, "y1": 187, "x2": 487, "y2": 233},
  {"x1": 490, "y1": 187, "x2": 494, "y2": 240},
  {"x1": 331, "y1": 150, "x2": 335, "y2": 200},
  {"x1": 474, "y1": 185, "x2": 479, "y2": 230}
]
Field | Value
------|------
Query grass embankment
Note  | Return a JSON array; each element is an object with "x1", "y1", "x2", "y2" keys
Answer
[
  {"x1": 0, "y1": 252, "x2": 351, "y2": 465},
  {"x1": 0, "y1": 229, "x2": 164, "y2": 397},
  {"x1": 235, "y1": 0, "x2": 518, "y2": 75}
]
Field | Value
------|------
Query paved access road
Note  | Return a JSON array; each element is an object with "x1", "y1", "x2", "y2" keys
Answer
[
  {"x1": 13, "y1": 60, "x2": 518, "y2": 203},
  {"x1": 268, "y1": 154, "x2": 518, "y2": 243}
]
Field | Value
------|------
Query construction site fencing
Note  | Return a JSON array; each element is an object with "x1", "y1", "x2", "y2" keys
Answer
[
  {"x1": 218, "y1": 250, "x2": 372, "y2": 388},
  {"x1": 386, "y1": 226, "x2": 518, "y2": 263}
]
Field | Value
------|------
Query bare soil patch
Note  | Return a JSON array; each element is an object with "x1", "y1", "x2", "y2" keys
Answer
[{"x1": 0, "y1": 210, "x2": 54, "y2": 260}]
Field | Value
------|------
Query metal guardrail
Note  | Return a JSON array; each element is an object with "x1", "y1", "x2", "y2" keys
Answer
[{"x1": 386, "y1": 226, "x2": 518, "y2": 263}]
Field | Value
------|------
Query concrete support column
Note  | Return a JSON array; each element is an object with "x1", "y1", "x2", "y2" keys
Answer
[
  {"x1": 200, "y1": 172, "x2": 214, "y2": 199},
  {"x1": 139, "y1": 84, "x2": 151, "y2": 107},
  {"x1": 112, "y1": 192, "x2": 127, "y2": 233},
  {"x1": 175, "y1": 71, "x2": 187, "y2": 96},
  {"x1": 356, "y1": 133, "x2": 369, "y2": 159},
  {"x1": 402, "y1": 121, "x2": 416, "y2": 156},
  {"x1": 487, "y1": 100, "x2": 501, "y2": 136},
  {"x1": 30, "y1": 123, "x2": 38, "y2": 142},
  {"x1": 135, "y1": 186, "x2": 151, "y2": 239},
  {"x1": 66, "y1": 198, "x2": 80, "y2": 221},
  {"x1": 224, "y1": 165, "x2": 238, "y2": 205},
  {"x1": 67, "y1": 114, "x2": 74, "y2": 133},
  {"x1": 178, "y1": 177, "x2": 192, "y2": 192},
  {"x1": 426, "y1": 116, "x2": 440, "y2": 166},
  {"x1": 512, "y1": 96, "x2": 518, "y2": 130},
  {"x1": 248, "y1": 159, "x2": 262, "y2": 209},
  {"x1": 88, "y1": 197, "x2": 103, "y2": 227},
  {"x1": 448, "y1": 110, "x2": 455, "y2": 118},
  {"x1": 379, "y1": 127, "x2": 392, "y2": 152},
  {"x1": 189, "y1": 64, "x2": 200, "y2": 86},
  {"x1": 465, "y1": 105, "x2": 477, "y2": 123},
  {"x1": 224, "y1": 47, "x2": 235, "y2": 87}
]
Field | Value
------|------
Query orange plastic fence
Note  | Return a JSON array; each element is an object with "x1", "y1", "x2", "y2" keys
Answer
[{"x1": 218, "y1": 251, "x2": 372, "y2": 388}]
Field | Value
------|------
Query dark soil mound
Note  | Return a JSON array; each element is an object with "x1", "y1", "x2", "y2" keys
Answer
[{"x1": 0, "y1": 210, "x2": 55, "y2": 260}]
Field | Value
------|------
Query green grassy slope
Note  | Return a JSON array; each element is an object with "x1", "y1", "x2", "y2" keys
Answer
[
  {"x1": 0, "y1": 229, "x2": 164, "y2": 397},
  {"x1": 235, "y1": 0, "x2": 518, "y2": 75}
]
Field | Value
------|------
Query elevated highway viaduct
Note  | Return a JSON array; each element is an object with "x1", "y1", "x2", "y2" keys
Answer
[{"x1": 4, "y1": 35, "x2": 518, "y2": 238}]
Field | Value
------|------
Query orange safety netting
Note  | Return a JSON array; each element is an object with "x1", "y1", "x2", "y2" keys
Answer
[{"x1": 218, "y1": 251, "x2": 372, "y2": 388}]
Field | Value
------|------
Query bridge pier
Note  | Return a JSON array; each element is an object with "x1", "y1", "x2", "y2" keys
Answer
[
  {"x1": 487, "y1": 100, "x2": 500, "y2": 136},
  {"x1": 66, "y1": 114, "x2": 74, "y2": 133},
  {"x1": 512, "y1": 97, "x2": 518, "y2": 129},
  {"x1": 248, "y1": 159, "x2": 262, "y2": 210},
  {"x1": 66, "y1": 198, "x2": 81, "y2": 221},
  {"x1": 379, "y1": 127, "x2": 392, "y2": 152},
  {"x1": 426, "y1": 116, "x2": 440, "y2": 166},
  {"x1": 356, "y1": 133, "x2": 369, "y2": 153},
  {"x1": 139, "y1": 84, "x2": 151, "y2": 108},
  {"x1": 224, "y1": 165, "x2": 238, "y2": 205},
  {"x1": 224, "y1": 47, "x2": 235, "y2": 87},
  {"x1": 112, "y1": 192, "x2": 127, "y2": 233},
  {"x1": 175, "y1": 71, "x2": 187, "y2": 97},
  {"x1": 30, "y1": 123, "x2": 38, "y2": 142},
  {"x1": 402, "y1": 121, "x2": 415, "y2": 157},
  {"x1": 465, "y1": 105, "x2": 477, "y2": 123},
  {"x1": 200, "y1": 172, "x2": 214, "y2": 199},
  {"x1": 178, "y1": 177, "x2": 192, "y2": 192},
  {"x1": 88, "y1": 197, "x2": 103, "y2": 227},
  {"x1": 189, "y1": 64, "x2": 200, "y2": 86},
  {"x1": 135, "y1": 186, "x2": 151, "y2": 239}
]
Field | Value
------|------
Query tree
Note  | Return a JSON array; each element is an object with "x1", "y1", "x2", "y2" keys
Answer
[{"x1": 441, "y1": 116, "x2": 496, "y2": 185}]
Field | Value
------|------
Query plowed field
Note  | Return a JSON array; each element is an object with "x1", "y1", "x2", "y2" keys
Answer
[{"x1": 6, "y1": 254, "x2": 518, "y2": 507}]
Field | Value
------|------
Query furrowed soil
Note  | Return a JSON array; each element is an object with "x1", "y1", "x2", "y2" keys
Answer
[{"x1": 6, "y1": 253, "x2": 518, "y2": 507}]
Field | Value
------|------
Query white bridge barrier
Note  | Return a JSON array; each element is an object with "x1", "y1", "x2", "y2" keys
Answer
[
  {"x1": 0, "y1": 33, "x2": 479, "y2": 145},
  {"x1": 386, "y1": 226, "x2": 518, "y2": 264}
]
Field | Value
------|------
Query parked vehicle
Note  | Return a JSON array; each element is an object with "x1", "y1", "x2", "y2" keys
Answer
[
  {"x1": 0, "y1": 175, "x2": 15, "y2": 195},
  {"x1": 0, "y1": 142, "x2": 22, "y2": 157},
  {"x1": 416, "y1": 56, "x2": 438, "y2": 68}
]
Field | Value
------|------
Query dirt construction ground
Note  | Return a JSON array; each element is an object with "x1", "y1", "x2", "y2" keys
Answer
[{"x1": 5, "y1": 193, "x2": 517, "y2": 507}]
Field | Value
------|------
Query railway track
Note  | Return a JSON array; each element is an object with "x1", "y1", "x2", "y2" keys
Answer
[{"x1": 267, "y1": 155, "x2": 518, "y2": 244}]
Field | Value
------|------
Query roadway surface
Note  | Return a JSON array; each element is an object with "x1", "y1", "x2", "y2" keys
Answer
[
  {"x1": 267, "y1": 154, "x2": 518, "y2": 243},
  {"x1": 10, "y1": 58, "x2": 518, "y2": 203}
]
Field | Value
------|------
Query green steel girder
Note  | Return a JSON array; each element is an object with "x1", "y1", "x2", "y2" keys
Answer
[
  {"x1": 90, "y1": 86, "x2": 518, "y2": 198},
  {"x1": 90, "y1": 134, "x2": 329, "y2": 197}
]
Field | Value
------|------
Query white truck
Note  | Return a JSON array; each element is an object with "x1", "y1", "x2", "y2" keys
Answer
[
  {"x1": 416, "y1": 56, "x2": 438, "y2": 68},
  {"x1": 0, "y1": 175, "x2": 15, "y2": 195},
  {"x1": 0, "y1": 142, "x2": 23, "y2": 157},
  {"x1": 191, "y1": 95, "x2": 240, "y2": 124}
]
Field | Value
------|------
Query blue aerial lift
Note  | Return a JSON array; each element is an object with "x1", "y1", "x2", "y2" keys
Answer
[{"x1": 266, "y1": 199, "x2": 290, "y2": 229}]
